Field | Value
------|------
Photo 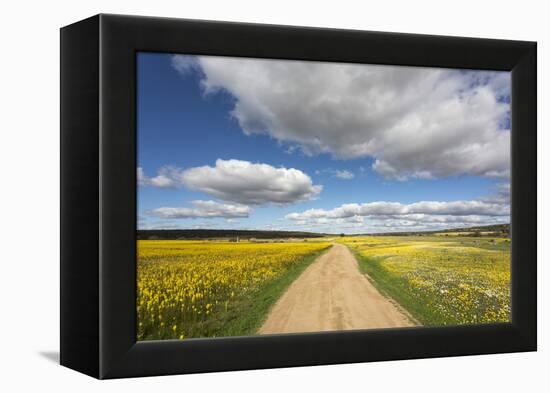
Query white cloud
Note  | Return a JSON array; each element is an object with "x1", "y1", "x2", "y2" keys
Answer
[
  {"x1": 148, "y1": 200, "x2": 250, "y2": 219},
  {"x1": 182, "y1": 159, "x2": 322, "y2": 205},
  {"x1": 285, "y1": 193, "x2": 510, "y2": 233},
  {"x1": 138, "y1": 167, "x2": 179, "y2": 188},
  {"x1": 171, "y1": 55, "x2": 200, "y2": 75},
  {"x1": 173, "y1": 55, "x2": 510, "y2": 180},
  {"x1": 286, "y1": 200, "x2": 509, "y2": 222},
  {"x1": 334, "y1": 170, "x2": 354, "y2": 180},
  {"x1": 141, "y1": 159, "x2": 322, "y2": 205},
  {"x1": 287, "y1": 213, "x2": 508, "y2": 234}
]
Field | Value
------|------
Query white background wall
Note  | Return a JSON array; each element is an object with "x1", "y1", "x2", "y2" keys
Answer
[{"x1": 0, "y1": 0, "x2": 546, "y2": 390}]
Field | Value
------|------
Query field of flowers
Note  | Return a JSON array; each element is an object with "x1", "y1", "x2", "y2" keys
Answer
[
  {"x1": 340, "y1": 236, "x2": 510, "y2": 326},
  {"x1": 137, "y1": 240, "x2": 331, "y2": 340}
]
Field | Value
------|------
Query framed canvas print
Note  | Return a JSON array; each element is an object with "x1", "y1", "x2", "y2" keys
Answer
[{"x1": 60, "y1": 14, "x2": 537, "y2": 379}]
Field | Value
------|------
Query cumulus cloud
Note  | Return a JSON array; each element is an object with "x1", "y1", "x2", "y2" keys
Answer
[
  {"x1": 288, "y1": 212, "x2": 508, "y2": 234},
  {"x1": 141, "y1": 159, "x2": 322, "y2": 205},
  {"x1": 182, "y1": 159, "x2": 322, "y2": 204},
  {"x1": 286, "y1": 200, "x2": 509, "y2": 221},
  {"x1": 148, "y1": 200, "x2": 250, "y2": 219},
  {"x1": 172, "y1": 55, "x2": 510, "y2": 180},
  {"x1": 138, "y1": 167, "x2": 179, "y2": 188},
  {"x1": 171, "y1": 55, "x2": 200, "y2": 74},
  {"x1": 285, "y1": 196, "x2": 510, "y2": 233}
]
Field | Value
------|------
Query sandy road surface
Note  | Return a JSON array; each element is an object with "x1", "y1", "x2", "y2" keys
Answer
[{"x1": 259, "y1": 243, "x2": 416, "y2": 334}]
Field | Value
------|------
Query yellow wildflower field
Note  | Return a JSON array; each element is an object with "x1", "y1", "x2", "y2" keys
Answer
[
  {"x1": 340, "y1": 236, "x2": 511, "y2": 326},
  {"x1": 137, "y1": 240, "x2": 331, "y2": 340}
]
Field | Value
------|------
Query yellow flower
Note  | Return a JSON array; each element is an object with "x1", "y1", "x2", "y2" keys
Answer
[{"x1": 136, "y1": 239, "x2": 330, "y2": 340}]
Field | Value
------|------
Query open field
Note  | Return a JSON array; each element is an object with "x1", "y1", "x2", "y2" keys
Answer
[
  {"x1": 137, "y1": 240, "x2": 331, "y2": 340},
  {"x1": 340, "y1": 236, "x2": 511, "y2": 326},
  {"x1": 137, "y1": 230, "x2": 511, "y2": 340}
]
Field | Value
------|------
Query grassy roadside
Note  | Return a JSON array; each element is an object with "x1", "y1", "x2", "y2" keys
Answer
[
  {"x1": 349, "y1": 249, "x2": 434, "y2": 325},
  {"x1": 344, "y1": 236, "x2": 511, "y2": 327},
  {"x1": 193, "y1": 245, "x2": 332, "y2": 338}
]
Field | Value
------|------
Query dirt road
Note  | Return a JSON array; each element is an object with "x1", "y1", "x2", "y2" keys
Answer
[{"x1": 259, "y1": 243, "x2": 416, "y2": 334}]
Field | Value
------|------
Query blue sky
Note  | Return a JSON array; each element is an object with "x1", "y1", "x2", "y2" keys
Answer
[{"x1": 137, "y1": 52, "x2": 510, "y2": 233}]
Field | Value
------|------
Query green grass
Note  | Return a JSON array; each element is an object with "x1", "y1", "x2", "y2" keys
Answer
[
  {"x1": 351, "y1": 251, "x2": 435, "y2": 325},
  {"x1": 188, "y1": 246, "x2": 331, "y2": 338},
  {"x1": 347, "y1": 237, "x2": 510, "y2": 326}
]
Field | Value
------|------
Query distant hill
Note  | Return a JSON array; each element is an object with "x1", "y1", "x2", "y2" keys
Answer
[
  {"x1": 435, "y1": 223, "x2": 510, "y2": 234},
  {"x1": 366, "y1": 223, "x2": 510, "y2": 237},
  {"x1": 138, "y1": 223, "x2": 510, "y2": 240},
  {"x1": 137, "y1": 229, "x2": 326, "y2": 240}
]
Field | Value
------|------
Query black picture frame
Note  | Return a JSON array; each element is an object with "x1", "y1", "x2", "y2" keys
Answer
[{"x1": 60, "y1": 14, "x2": 537, "y2": 379}]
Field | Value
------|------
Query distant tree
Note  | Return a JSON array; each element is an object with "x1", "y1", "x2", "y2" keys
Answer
[{"x1": 340, "y1": 233, "x2": 345, "y2": 237}]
